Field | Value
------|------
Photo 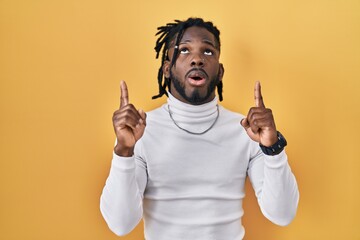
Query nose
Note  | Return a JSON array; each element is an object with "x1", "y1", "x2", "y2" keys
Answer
[{"x1": 190, "y1": 54, "x2": 204, "y2": 67}]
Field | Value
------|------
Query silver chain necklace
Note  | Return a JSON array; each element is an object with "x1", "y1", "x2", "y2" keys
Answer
[{"x1": 168, "y1": 104, "x2": 220, "y2": 135}]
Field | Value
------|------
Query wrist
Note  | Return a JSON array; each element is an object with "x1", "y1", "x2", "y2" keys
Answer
[
  {"x1": 265, "y1": 133, "x2": 279, "y2": 147},
  {"x1": 260, "y1": 131, "x2": 287, "y2": 156},
  {"x1": 114, "y1": 145, "x2": 134, "y2": 157}
]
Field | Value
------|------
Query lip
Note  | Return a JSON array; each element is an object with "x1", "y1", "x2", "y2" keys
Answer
[{"x1": 185, "y1": 69, "x2": 208, "y2": 87}]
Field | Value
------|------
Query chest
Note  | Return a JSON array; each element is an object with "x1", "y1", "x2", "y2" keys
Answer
[{"x1": 141, "y1": 121, "x2": 251, "y2": 191}]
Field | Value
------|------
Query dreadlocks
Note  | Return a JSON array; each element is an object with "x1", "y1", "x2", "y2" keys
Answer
[{"x1": 152, "y1": 18, "x2": 223, "y2": 101}]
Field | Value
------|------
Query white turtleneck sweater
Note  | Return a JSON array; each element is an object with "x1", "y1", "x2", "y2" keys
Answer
[{"x1": 100, "y1": 94, "x2": 299, "y2": 240}]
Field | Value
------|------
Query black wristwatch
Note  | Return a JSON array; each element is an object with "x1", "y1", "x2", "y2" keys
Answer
[{"x1": 260, "y1": 131, "x2": 287, "y2": 156}]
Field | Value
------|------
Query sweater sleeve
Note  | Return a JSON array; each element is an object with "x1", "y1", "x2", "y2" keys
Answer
[
  {"x1": 100, "y1": 144, "x2": 147, "y2": 236},
  {"x1": 247, "y1": 145, "x2": 299, "y2": 226}
]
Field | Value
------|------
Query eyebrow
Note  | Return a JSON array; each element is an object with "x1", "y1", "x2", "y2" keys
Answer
[{"x1": 179, "y1": 39, "x2": 217, "y2": 49}]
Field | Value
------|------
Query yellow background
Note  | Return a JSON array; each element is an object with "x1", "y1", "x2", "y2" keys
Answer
[{"x1": 1, "y1": 0, "x2": 359, "y2": 239}]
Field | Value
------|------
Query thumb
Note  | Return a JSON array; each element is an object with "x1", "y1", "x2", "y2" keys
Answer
[
  {"x1": 138, "y1": 109, "x2": 147, "y2": 125},
  {"x1": 240, "y1": 117, "x2": 249, "y2": 129},
  {"x1": 241, "y1": 117, "x2": 260, "y2": 142}
]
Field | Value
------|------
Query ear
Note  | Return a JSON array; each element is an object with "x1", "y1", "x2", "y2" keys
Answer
[
  {"x1": 162, "y1": 60, "x2": 171, "y2": 78},
  {"x1": 218, "y1": 63, "x2": 225, "y2": 81}
]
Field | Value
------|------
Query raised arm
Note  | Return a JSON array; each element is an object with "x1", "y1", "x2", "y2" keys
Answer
[
  {"x1": 241, "y1": 81, "x2": 299, "y2": 225},
  {"x1": 100, "y1": 81, "x2": 147, "y2": 236}
]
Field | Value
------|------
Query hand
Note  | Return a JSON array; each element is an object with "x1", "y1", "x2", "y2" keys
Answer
[
  {"x1": 112, "y1": 81, "x2": 146, "y2": 156},
  {"x1": 240, "y1": 81, "x2": 278, "y2": 147}
]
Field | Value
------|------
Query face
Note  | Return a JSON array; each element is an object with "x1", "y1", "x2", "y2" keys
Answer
[{"x1": 163, "y1": 26, "x2": 224, "y2": 105}]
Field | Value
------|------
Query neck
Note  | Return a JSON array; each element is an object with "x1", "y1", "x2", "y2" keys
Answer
[{"x1": 166, "y1": 92, "x2": 219, "y2": 134}]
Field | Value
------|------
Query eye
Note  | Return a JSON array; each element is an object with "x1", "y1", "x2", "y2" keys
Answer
[
  {"x1": 204, "y1": 49, "x2": 213, "y2": 56},
  {"x1": 180, "y1": 48, "x2": 189, "y2": 54}
]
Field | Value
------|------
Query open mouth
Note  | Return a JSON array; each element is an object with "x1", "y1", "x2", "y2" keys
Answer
[
  {"x1": 190, "y1": 76, "x2": 204, "y2": 81},
  {"x1": 187, "y1": 70, "x2": 207, "y2": 86}
]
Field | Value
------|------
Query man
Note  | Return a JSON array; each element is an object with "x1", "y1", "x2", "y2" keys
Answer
[{"x1": 100, "y1": 18, "x2": 299, "y2": 240}]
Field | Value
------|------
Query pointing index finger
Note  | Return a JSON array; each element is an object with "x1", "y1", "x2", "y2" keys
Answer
[
  {"x1": 120, "y1": 80, "x2": 129, "y2": 108},
  {"x1": 254, "y1": 81, "x2": 265, "y2": 108}
]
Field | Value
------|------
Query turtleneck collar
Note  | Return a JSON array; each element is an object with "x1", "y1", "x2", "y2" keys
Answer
[{"x1": 165, "y1": 92, "x2": 219, "y2": 133}]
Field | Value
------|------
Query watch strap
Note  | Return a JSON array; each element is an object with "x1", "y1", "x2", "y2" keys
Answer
[{"x1": 259, "y1": 131, "x2": 287, "y2": 156}]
